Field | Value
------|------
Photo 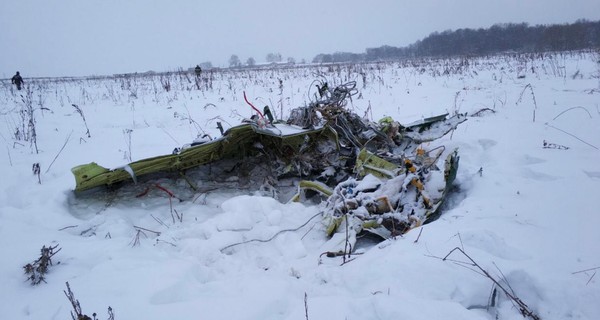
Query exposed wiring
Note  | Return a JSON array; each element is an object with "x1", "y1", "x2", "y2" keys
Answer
[
  {"x1": 243, "y1": 91, "x2": 264, "y2": 119},
  {"x1": 220, "y1": 211, "x2": 323, "y2": 252}
]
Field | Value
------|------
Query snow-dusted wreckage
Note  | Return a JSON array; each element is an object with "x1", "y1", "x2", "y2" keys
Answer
[{"x1": 71, "y1": 81, "x2": 466, "y2": 247}]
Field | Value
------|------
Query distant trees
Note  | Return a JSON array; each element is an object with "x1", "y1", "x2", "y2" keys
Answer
[
  {"x1": 332, "y1": 52, "x2": 363, "y2": 63},
  {"x1": 313, "y1": 52, "x2": 364, "y2": 64},
  {"x1": 364, "y1": 45, "x2": 409, "y2": 61},
  {"x1": 312, "y1": 20, "x2": 600, "y2": 63},
  {"x1": 198, "y1": 61, "x2": 213, "y2": 69},
  {"x1": 312, "y1": 54, "x2": 332, "y2": 64},
  {"x1": 411, "y1": 20, "x2": 600, "y2": 56},
  {"x1": 266, "y1": 53, "x2": 283, "y2": 63},
  {"x1": 229, "y1": 54, "x2": 241, "y2": 68},
  {"x1": 246, "y1": 57, "x2": 256, "y2": 67}
]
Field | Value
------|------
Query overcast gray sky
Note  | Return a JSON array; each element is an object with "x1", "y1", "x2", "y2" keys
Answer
[{"x1": 1, "y1": 0, "x2": 599, "y2": 77}]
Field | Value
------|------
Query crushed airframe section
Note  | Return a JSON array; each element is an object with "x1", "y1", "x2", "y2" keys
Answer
[
  {"x1": 71, "y1": 80, "x2": 466, "y2": 249},
  {"x1": 71, "y1": 123, "x2": 339, "y2": 193}
]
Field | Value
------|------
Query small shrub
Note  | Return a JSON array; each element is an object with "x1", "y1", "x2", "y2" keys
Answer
[
  {"x1": 64, "y1": 282, "x2": 115, "y2": 320},
  {"x1": 23, "y1": 244, "x2": 61, "y2": 285}
]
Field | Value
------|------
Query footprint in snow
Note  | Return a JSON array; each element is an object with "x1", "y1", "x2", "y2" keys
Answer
[
  {"x1": 462, "y1": 229, "x2": 530, "y2": 260},
  {"x1": 520, "y1": 168, "x2": 560, "y2": 181},
  {"x1": 520, "y1": 154, "x2": 546, "y2": 165},
  {"x1": 478, "y1": 138, "x2": 497, "y2": 151}
]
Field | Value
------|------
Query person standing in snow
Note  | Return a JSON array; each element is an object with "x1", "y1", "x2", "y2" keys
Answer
[{"x1": 11, "y1": 71, "x2": 24, "y2": 90}]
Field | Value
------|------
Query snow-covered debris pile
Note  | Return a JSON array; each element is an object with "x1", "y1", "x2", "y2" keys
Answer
[
  {"x1": 320, "y1": 147, "x2": 459, "y2": 253},
  {"x1": 71, "y1": 80, "x2": 466, "y2": 246}
]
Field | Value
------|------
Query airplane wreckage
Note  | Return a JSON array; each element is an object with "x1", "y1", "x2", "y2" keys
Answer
[{"x1": 71, "y1": 81, "x2": 466, "y2": 250}]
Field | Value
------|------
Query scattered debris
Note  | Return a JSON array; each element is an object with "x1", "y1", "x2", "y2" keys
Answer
[
  {"x1": 318, "y1": 147, "x2": 459, "y2": 253},
  {"x1": 543, "y1": 140, "x2": 569, "y2": 150},
  {"x1": 32, "y1": 162, "x2": 41, "y2": 184},
  {"x1": 71, "y1": 80, "x2": 466, "y2": 252}
]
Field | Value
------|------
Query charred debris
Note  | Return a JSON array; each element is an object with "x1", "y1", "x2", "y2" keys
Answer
[{"x1": 71, "y1": 80, "x2": 466, "y2": 245}]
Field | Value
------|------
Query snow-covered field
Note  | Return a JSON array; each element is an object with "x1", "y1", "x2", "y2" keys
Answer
[{"x1": 1, "y1": 51, "x2": 599, "y2": 319}]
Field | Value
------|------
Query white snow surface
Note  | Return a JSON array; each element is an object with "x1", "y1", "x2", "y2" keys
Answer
[{"x1": 1, "y1": 52, "x2": 600, "y2": 320}]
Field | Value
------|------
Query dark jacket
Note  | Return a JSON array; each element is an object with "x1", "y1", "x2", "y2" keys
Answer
[{"x1": 11, "y1": 73, "x2": 24, "y2": 86}]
